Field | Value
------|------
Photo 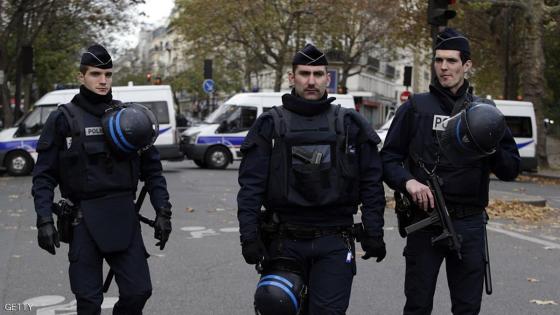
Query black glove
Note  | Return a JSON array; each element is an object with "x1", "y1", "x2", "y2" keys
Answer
[
  {"x1": 241, "y1": 239, "x2": 267, "y2": 265},
  {"x1": 360, "y1": 236, "x2": 386, "y2": 262},
  {"x1": 154, "y1": 208, "x2": 172, "y2": 250},
  {"x1": 37, "y1": 216, "x2": 60, "y2": 255}
]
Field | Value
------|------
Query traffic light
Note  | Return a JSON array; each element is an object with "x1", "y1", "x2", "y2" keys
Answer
[
  {"x1": 204, "y1": 59, "x2": 213, "y2": 79},
  {"x1": 21, "y1": 46, "x2": 34, "y2": 74},
  {"x1": 428, "y1": 0, "x2": 456, "y2": 26}
]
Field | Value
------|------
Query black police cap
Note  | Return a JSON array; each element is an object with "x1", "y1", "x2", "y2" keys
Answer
[
  {"x1": 80, "y1": 44, "x2": 112, "y2": 69},
  {"x1": 292, "y1": 43, "x2": 328, "y2": 66},
  {"x1": 434, "y1": 27, "x2": 470, "y2": 60}
]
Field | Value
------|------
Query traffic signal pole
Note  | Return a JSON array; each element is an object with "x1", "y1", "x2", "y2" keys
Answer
[{"x1": 427, "y1": 0, "x2": 457, "y2": 80}]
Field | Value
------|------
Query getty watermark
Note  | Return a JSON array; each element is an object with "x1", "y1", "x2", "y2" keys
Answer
[{"x1": 4, "y1": 303, "x2": 32, "y2": 312}]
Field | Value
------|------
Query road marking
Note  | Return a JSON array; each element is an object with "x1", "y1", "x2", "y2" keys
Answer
[
  {"x1": 180, "y1": 226, "x2": 239, "y2": 239},
  {"x1": 180, "y1": 226, "x2": 206, "y2": 232},
  {"x1": 487, "y1": 224, "x2": 560, "y2": 249},
  {"x1": 22, "y1": 295, "x2": 117, "y2": 314}
]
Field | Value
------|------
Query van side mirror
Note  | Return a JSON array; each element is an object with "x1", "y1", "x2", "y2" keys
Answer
[{"x1": 217, "y1": 120, "x2": 228, "y2": 133}]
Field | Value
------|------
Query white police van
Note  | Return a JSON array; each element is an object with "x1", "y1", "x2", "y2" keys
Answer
[
  {"x1": 182, "y1": 92, "x2": 357, "y2": 169},
  {"x1": 0, "y1": 85, "x2": 183, "y2": 176},
  {"x1": 494, "y1": 100, "x2": 537, "y2": 171},
  {"x1": 376, "y1": 100, "x2": 538, "y2": 171}
]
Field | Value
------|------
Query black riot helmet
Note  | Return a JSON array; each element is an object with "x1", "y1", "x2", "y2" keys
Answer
[
  {"x1": 437, "y1": 102, "x2": 506, "y2": 164},
  {"x1": 254, "y1": 257, "x2": 307, "y2": 315},
  {"x1": 101, "y1": 103, "x2": 159, "y2": 157}
]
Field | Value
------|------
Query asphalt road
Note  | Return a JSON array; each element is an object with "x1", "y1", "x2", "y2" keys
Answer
[{"x1": 0, "y1": 161, "x2": 558, "y2": 314}]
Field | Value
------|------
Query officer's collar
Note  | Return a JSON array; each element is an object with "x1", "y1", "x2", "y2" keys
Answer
[
  {"x1": 282, "y1": 89, "x2": 336, "y2": 116},
  {"x1": 72, "y1": 85, "x2": 113, "y2": 117},
  {"x1": 430, "y1": 80, "x2": 470, "y2": 113}
]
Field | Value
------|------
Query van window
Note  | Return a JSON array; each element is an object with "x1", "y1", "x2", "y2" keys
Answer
[
  {"x1": 137, "y1": 101, "x2": 169, "y2": 124},
  {"x1": 217, "y1": 105, "x2": 258, "y2": 133},
  {"x1": 15, "y1": 105, "x2": 57, "y2": 137},
  {"x1": 505, "y1": 116, "x2": 532, "y2": 138}
]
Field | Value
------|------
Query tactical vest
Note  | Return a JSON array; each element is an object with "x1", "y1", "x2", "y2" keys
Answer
[
  {"x1": 264, "y1": 105, "x2": 360, "y2": 209},
  {"x1": 58, "y1": 102, "x2": 140, "y2": 201},
  {"x1": 407, "y1": 93, "x2": 491, "y2": 207}
]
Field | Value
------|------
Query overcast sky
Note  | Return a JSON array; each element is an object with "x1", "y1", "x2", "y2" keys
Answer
[{"x1": 116, "y1": 0, "x2": 175, "y2": 50}]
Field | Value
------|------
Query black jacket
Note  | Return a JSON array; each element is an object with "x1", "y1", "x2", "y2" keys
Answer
[
  {"x1": 380, "y1": 82, "x2": 520, "y2": 209},
  {"x1": 237, "y1": 94, "x2": 385, "y2": 242}
]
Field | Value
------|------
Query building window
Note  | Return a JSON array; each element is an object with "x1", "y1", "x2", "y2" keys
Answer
[{"x1": 385, "y1": 65, "x2": 395, "y2": 79}]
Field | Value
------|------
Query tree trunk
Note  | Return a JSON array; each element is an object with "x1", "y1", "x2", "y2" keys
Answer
[
  {"x1": 273, "y1": 64, "x2": 284, "y2": 92},
  {"x1": 520, "y1": 0, "x2": 548, "y2": 168}
]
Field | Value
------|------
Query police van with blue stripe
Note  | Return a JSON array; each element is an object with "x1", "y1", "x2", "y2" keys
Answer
[
  {"x1": 182, "y1": 92, "x2": 357, "y2": 169},
  {"x1": 0, "y1": 85, "x2": 183, "y2": 175}
]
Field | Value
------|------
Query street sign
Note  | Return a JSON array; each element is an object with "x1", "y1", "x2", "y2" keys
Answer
[
  {"x1": 203, "y1": 79, "x2": 215, "y2": 94},
  {"x1": 400, "y1": 90, "x2": 411, "y2": 103}
]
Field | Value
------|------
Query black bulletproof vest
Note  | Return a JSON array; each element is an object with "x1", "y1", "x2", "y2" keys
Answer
[
  {"x1": 264, "y1": 105, "x2": 360, "y2": 210},
  {"x1": 408, "y1": 93, "x2": 489, "y2": 207},
  {"x1": 58, "y1": 102, "x2": 140, "y2": 201}
]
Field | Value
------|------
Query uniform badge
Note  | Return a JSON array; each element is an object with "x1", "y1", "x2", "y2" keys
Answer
[
  {"x1": 432, "y1": 115, "x2": 450, "y2": 131},
  {"x1": 85, "y1": 127, "x2": 104, "y2": 136}
]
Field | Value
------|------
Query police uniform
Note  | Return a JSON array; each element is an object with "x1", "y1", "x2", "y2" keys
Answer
[
  {"x1": 381, "y1": 29, "x2": 520, "y2": 315},
  {"x1": 237, "y1": 44, "x2": 386, "y2": 315},
  {"x1": 32, "y1": 44, "x2": 171, "y2": 315}
]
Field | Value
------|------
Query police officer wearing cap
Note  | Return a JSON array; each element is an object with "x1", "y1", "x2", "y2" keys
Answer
[
  {"x1": 237, "y1": 44, "x2": 386, "y2": 315},
  {"x1": 32, "y1": 44, "x2": 172, "y2": 315},
  {"x1": 380, "y1": 28, "x2": 520, "y2": 314}
]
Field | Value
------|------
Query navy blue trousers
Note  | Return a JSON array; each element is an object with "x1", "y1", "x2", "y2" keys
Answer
[
  {"x1": 69, "y1": 222, "x2": 152, "y2": 315},
  {"x1": 403, "y1": 214, "x2": 485, "y2": 315},
  {"x1": 269, "y1": 234, "x2": 356, "y2": 315}
]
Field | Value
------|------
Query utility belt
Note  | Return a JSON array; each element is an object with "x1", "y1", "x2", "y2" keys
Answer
[
  {"x1": 448, "y1": 205, "x2": 485, "y2": 218},
  {"x1": 52, "y1": 200, "x2": 81, "y2": 243},
  {"x1": 261, "y1": 220, "x2": 363, "y2": 241}
]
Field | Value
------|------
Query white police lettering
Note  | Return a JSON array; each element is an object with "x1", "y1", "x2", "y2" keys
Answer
[
  {"x1": 432, "y1": 115, "x2": 450, "y2": 131},
  {"x1": 85, "y1": 127, "x2": 103, "y2": 136}
]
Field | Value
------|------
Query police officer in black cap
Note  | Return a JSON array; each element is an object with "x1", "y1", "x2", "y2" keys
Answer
[
  {"x1": 237, "y1": 43, "x2": 386, "y2": 315},
  {"x1": 381, "y1": 28, "x2": 520, "y2": 314},
  {"x1": 32, "y1": 44, "x2": 172, "y2": 315}
]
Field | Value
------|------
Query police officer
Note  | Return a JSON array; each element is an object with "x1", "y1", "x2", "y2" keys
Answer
[
  {"x1": 237, "y1": 44, "x2": 386, "y2": 315},
  {"x1": 380, "y1": 28, "x2": 520, "y2": 315},
  {"x1": 32, "y1": 44, "x2": 172, "y2": 315}
]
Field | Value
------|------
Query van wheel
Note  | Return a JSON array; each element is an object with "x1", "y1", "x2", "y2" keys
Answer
[
  {"x1": 193, "y1": 159, "x2": 207, "y2": 168},
  {"x1": 6, "y1": 151, "x2": 34, "y2": 176},
  {"x1": 205, "y1": 146, "x2": 230, "y2": 169}
]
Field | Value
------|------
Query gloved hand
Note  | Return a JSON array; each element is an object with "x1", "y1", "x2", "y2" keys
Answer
[
  {"x1": 241, "y1": 239, "x2": 267, "y2": 265},
  {"x1": 360, "y1": 236, "x2": 386, "y2": 262},
  {"x1": 37, "y1": 216, "x2": 60, "y2": 255},
  {"x1": 154, "y1": 208, "x2": 172, "y2": 250}
]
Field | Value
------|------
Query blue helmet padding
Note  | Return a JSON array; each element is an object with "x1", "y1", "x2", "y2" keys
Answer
[
  {"x1": 257, "y1": 281, "x2": 298, "y2": 311},
  {"x1": 115, "y1": 109, "x2": 136, "y2": 150},
  {"x1": 260, "y1": 275, "x2": 294, "y2": 288},
  {"x1": 109, "y1": 114, "x2": 132, "y2": 153}
]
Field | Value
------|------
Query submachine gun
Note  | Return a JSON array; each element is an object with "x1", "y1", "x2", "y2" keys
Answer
[{"x1": 404, "y1": 167, "x2": 462, "y2": 260}]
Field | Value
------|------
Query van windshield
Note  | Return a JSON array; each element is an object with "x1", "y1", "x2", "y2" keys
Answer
[{"x1": 205, "y1": 103, "x2": 234, "y2": 124}]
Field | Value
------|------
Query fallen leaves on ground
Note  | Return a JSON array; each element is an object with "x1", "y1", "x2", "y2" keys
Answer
[
  {"x1": 185, "y1": 207, "x2": 194, "y2": 213},
  {"x1": 517, "y1": 175, "x2": 560, "y2": 186},
  {"x1": 487, "y1": 200, "x2": 559, "y2": 223},
  {"x1": 527, "y1": 277, "x2": 540, "y2": 283}
]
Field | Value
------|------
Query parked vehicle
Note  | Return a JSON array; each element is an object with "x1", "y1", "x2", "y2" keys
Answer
[
  {"x1": 0, "y1": 85, "x2": 183, "y2": 176},
  {"x1": 375, "y1": 100, "x2": 538, "y2": 172},
  {"x1": 182, "y1": 92, "x2": 357, "y2": 169}
]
